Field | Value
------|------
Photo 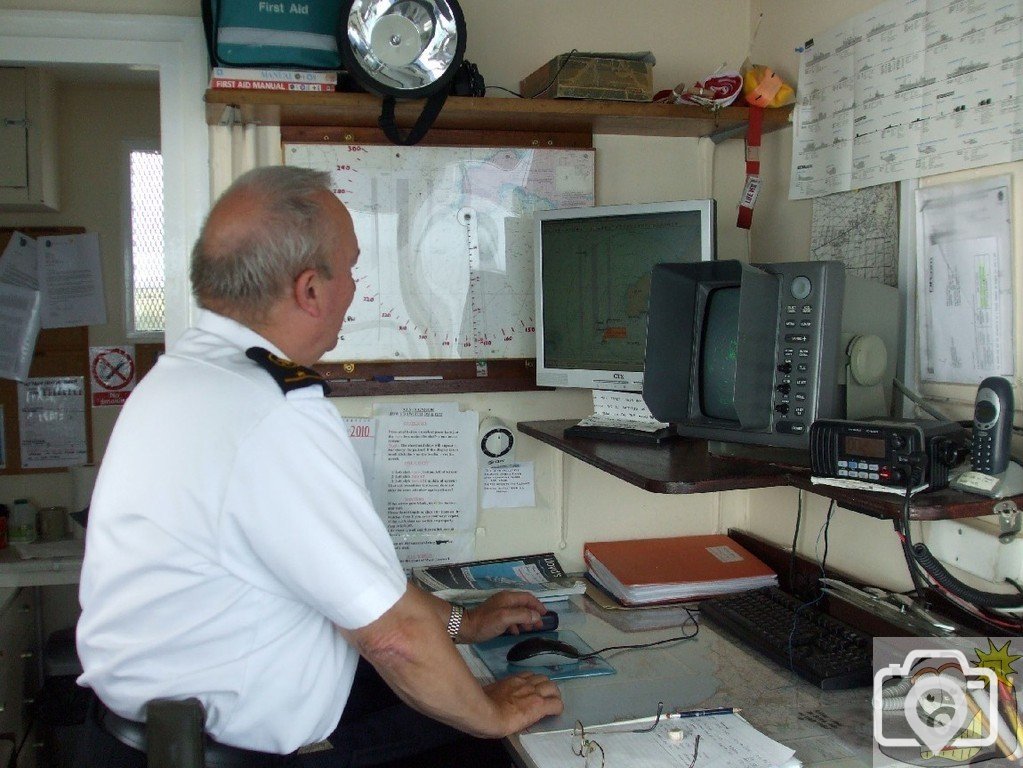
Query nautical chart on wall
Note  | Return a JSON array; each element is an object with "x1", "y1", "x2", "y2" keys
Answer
[{"x1": 285, "y1": 143, "x2": 594, "y2": 362}]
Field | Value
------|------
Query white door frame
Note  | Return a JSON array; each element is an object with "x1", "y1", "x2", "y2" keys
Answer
[{"x1": 0, "y1": 10, "x2": 209, "y2": 346}]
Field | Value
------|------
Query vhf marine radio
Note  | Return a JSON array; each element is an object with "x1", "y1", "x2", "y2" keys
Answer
[{"x1": 810, "y1": 418, "x2": 967, "y2": 490}]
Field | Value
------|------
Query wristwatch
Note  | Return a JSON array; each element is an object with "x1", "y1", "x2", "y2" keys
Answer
[{"x1": 446, "y1": 604, "x2": 464, "y2": 641}]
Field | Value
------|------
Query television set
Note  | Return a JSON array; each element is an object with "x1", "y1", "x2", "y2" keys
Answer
[
  {"x1": 534, "y1": 200, "x2": 715, "y2": 393},
  {"x1": 643, "y1": 259, "x2": 900, "y2": 454}
]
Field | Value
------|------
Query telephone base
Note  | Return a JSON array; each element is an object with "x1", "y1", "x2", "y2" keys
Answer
[{"x1": 950, "y1": 461, "x2": 1023, "y2": 499}]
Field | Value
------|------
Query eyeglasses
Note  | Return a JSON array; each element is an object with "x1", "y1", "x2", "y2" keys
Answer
[
  {"x1": 570, "y1": 703, "x2": 701, "y2": 768},
  {"x1": 571, "y1": 721, "x2": 606, "y2": 768}
]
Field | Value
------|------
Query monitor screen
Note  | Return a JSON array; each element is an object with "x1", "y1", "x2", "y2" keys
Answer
[
  {"x1": 699, "y1": 286, "x2": 741, "y2": 422},
  {"x1": 534, "y1": 200, "x2": 715, "y2": 392}
]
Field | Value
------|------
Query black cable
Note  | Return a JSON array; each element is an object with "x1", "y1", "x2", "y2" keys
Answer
[
  {"x1": 819, "y1": 500, "x2": 836, "y2": 576},
  {"x1": 582, "y1": 607, "x2": 699, "y2": 658},
  {"x1": 789, "y1": 489, "x2": 803, "y2": 592},
  {"x1": 911, "y1": 543, "x2": 1023, "y2": 609},
  {"x1": 896, "y1": 452, "x2": 1023, "y2": 610},
  {"x1": 490, "y1": 49, "x2": 581, "y2": 99}
]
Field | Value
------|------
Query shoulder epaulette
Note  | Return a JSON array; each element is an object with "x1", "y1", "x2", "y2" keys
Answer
[{"x1": 245, "y1": 347, "x2": 329, "y2": 395}]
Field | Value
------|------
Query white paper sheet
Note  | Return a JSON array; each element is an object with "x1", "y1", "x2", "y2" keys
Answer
[
  {"x1": 0, "y1": 282, "x2": 42, "y2": 382},
  {"x1": 370, "y1": 403, "x2": 478, "y2": 568},
  {"x1": 520, "y1": 712, "x2": 797, "y2": 768},
  {"x1": 0, "y1": 232, "x2": 40, "y2": 289},
  {"x1": 915, "y1": 177, "x2": 1014, "y2": 383},
  {"x1": 17, "y1": 376, "x2": 88, "y2": 469},
  {"x1": 790, "y1": 0, "x2": 1023, "y2": 199},
  {"x1": 344, "y1": 417, "x2": 377, "y2": 491},
  {"x1": 39, "y1": 233, "x2": 107, "y2": 328},
  {"x1": 481, "y1": 462, "x2": 536, "y2": 509}
]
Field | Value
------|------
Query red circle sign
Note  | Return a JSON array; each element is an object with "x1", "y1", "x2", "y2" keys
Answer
[{"x1": 91, "y1": 348, "x2": 135, "y2": 391}]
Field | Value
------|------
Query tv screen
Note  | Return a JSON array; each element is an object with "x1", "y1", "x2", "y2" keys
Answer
[
  {"x1": 699, "y1": 286, "x2": 741, "y2": 422},
  {"x1": 534, "y1": 200, "x2": 715, "y2": 392}
]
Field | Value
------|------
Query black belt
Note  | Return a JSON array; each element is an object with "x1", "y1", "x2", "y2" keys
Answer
[{"x1": 95, "y1": 700, "x2": 291, "y2": 768}]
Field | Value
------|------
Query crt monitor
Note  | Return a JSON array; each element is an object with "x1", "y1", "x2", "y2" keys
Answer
[
  {"x1": 643, "y1": 259, "x2": 900, "y2": 451},
  {"x1": 534, "y1": 200, "x2": 715, "y2": 393}
]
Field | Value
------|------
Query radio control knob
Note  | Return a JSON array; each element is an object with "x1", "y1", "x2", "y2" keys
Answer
[
  {"x1": 776, "y1": 383, "x2": 791, "y2": 395},
  {"x1": 889, "y1": 468, "x2": 905, "y2": 485},
  {"x1": 775, "y1": 403, "x2": 790, "y2": 415},
  {"x1": 891, "y1": 434, "x2": 906, "y2": 450},
  {"x1": 777, "y1": 362, "x2": 792, "y2": 374}
]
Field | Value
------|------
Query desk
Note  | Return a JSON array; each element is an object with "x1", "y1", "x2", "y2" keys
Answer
[
  {"x1": 0, "y1": 540, "x2": 84, "y2": 588},
  {"x1": 466, "y1": 597, "x2": 876, "y2": 768}
]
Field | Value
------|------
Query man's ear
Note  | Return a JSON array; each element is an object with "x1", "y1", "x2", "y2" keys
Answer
[{"x1": 293, "y1": 268, "x2": 322, "y2": 317}]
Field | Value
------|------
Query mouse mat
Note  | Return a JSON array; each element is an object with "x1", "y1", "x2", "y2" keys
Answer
[{"x1": 472, "y1": 630, "x2": 616, "y2": 682}]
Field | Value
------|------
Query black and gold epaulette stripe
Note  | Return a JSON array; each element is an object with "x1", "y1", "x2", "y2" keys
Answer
[{"x1": 246, "y1": 347, "x2": 329, "y2": 395}]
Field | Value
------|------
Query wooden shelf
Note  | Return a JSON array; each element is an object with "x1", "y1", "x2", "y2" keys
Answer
[
  {"x1": 205, "y1": 90, "x2": 792, "y2": 141},
  {"x1": 518, "y1": 420, "x2": 1022, "y2": 522},
  {"x1": 518, "y1": 420, "x2": 790, "y2": 494}
]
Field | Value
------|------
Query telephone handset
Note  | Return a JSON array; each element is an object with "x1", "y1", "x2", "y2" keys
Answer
[{"x1": 971, "y1": 376, "x2": 1013, "y2": 474}]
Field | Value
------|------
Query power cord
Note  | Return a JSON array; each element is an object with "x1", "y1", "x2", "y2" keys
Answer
[
  {"x1": 581, "y1": 606, "x2": 699, "y2": 659},
  {"x1": 895, "y1": 451, "x2": 1023, "y2": 612},
  {"x1": 487, "y1": 49, "x2": 580, "y2": 98},
  {"x1": 786, "y1": 500, "x2": 836, "y2": 669}
]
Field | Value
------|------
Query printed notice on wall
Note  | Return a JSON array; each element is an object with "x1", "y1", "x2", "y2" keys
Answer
[
  {"x1": 481, "y1": 462, "x2": 536, "y2": 509},
  {"x1": 17, "y1": 376, "x2": 88, "y2": 469},
  {"x1": 344, "y1": 417, "x2": 376, "y2": 489},
  {"x1": 915, "y1": 176, "x2": 1014, "y2": 383},
  {"x1": 39, "y1": 233, "x2": 107, "y2": 329},
  {"x1": 371, "y1": 403, "x2": 477, "y2": 568}
]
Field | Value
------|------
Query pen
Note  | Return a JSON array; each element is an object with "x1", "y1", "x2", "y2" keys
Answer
[{"x1": 672, "y1": 706, "x2": 740, "y2": 719}]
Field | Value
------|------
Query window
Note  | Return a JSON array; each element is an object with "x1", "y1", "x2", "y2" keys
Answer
[{"x1": 125, "y1": 146, "x2": 164, "y2": 337}]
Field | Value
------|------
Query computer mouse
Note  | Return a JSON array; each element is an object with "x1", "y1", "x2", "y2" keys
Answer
[{"x1": 506, "y1": 636, "x2": 583, "y2": 667}]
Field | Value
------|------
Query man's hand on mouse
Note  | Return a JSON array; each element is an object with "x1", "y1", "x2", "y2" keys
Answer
[
  {"x1": 481, "y1": 672, "x2": 564, "y2": 736},
  {"x1": 459, "y1": 591, "x2": 549, "y2": 643}
]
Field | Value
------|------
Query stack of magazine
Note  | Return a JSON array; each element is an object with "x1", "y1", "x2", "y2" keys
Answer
[{"x1": 412, "y1": 553, "x2": 585, "y2": 603}]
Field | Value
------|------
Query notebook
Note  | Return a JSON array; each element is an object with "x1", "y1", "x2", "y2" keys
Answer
[{"x1": 583, "y1": 534, "x2": 777, "y2": 605}]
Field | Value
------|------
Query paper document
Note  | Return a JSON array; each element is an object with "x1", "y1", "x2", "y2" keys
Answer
[
  {"x1": 0, "y1": 232, "x2": 40, "y2": 289},
  {"x1": 481, "y1": 462, "x2": 535, "y2": 509},
  {"x1": 0, "y1": 283, "x2": 42, "y2": 382},
  {"x1": 39, "y1": 233, "x2": 107, "y2": 328},
  {"x1": 916, "y1": 177, "x2": 1014, "y2": 383},
  {"x1": 17, "y1": 376, "x2": 88, "y2": 469},
  {"x1": 575, "y1": 390, "x2": 668, "y2": 432},
  {"x1": 371, "y1": 403, "x2": 477, "y2": 567},
  {"x1": 519, "y1": 711, "x2": 797, "y2": 768}
]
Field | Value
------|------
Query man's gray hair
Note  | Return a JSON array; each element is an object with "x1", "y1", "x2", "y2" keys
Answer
[{"x1": 190, "y1": 166, "x2": 336, "y2": 318}]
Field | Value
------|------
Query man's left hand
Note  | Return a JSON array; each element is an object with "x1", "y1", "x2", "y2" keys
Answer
[{"x1": 459, "y1": 591, "x2": 548, "y2": 643}]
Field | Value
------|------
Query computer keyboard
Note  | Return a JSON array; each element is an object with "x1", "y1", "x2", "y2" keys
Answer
[{"x1": 699, "y1": 586, "x2": 873, "y2": 690}]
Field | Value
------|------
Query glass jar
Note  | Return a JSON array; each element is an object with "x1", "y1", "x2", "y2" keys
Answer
[{"x1": 9, "y1": 498, "x2": 38, "y2": 544}]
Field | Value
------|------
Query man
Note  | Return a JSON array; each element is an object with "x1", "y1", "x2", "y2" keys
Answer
[{"x1": 76, "y1": 166, "x2": 563, "y2": 766}]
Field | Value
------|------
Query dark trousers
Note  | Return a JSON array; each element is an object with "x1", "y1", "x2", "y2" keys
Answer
[{"x1": 75, "y1": 660, "x2": 509, "y2": 767}]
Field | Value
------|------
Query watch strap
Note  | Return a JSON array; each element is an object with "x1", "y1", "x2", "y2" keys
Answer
[{"x1": 446, "y1": 604, "x2": 464, "y2": 640}]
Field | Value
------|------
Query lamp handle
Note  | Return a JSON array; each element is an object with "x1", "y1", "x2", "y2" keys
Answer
[{"x1": 378, "y1": 92, "x2": 448, "y2": 146}]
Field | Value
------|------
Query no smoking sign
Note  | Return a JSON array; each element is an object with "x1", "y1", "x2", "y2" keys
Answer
[{"x1": 90, "y1": 346, "x2": 136, "y2": 406}]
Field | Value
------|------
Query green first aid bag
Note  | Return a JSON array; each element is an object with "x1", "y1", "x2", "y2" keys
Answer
[{"x1": 201, "y1": 1, "x2": 343, "y2": 69}]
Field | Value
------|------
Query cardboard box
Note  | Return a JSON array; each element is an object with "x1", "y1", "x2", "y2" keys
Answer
[{"x1": 519, "y1": 54, "x2": 653, "y2": 102}]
